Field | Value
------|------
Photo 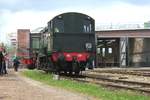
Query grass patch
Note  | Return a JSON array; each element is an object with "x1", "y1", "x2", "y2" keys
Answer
[{"x1": 22, "y1": 70, "x2": 150, "y2": 100}]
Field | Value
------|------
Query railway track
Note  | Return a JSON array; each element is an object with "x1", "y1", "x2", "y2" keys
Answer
[
  {"x1": 83, "y1": 73, "x2": 150, "y2": 93},
  {"x1": 60, "y1": 72, "x2": 150, "y2": 93},
  {"x1": 91, "y1": 69, "x2": 150, "y2": 77}
]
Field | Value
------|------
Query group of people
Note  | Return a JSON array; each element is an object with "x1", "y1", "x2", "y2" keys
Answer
[{"x1": 0, "y1": 50, "x2": 20, "y2": 76}]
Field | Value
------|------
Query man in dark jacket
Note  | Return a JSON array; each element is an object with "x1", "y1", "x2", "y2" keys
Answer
[
  {"x1": 0, "y1": 51, "x2": 4, "y2": 75},
  {"x1": 2, "y1": 50, "x2": 8, "y2": 74}
]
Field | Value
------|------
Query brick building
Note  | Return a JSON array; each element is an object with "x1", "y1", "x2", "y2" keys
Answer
[{"x1": 17, "y1": 29, "x2": 30, "y2": 57}]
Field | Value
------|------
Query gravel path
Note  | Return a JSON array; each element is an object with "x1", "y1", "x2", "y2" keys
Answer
[{"x1": 0, "y1": 69, "x2": 97, "y2": 100}]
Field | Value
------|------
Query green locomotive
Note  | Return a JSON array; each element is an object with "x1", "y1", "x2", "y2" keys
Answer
[{"x1": 30, "y1": 12, "x2": 96, "y2": 74}]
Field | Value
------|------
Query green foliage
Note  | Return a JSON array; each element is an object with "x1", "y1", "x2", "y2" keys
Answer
[{"x1": 22, "y1": 70, "x2": 150, "y2": 100}]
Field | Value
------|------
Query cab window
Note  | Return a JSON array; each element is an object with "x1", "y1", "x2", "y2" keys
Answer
[{"x1": 54, "y1": 18, "x2": 64, "y2": 33}]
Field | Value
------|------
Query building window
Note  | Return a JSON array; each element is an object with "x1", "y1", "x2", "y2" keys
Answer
[
  {"x1": 108, "y1": 48, "x2": 112, "y2": 54},
  {"x1": 83, "y1": 25, "x2": 87, "y2": 32},
  {"x1": 102, "y1": 48, "x2": 105, "y2": 57},
  {"x1": 89, "y1": 24, "x2": 92, "y2": 32},
  {"x1": 97, "y1": 48, "x2": 101, "y2": 54}
]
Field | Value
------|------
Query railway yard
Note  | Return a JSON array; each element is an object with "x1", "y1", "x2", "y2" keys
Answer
[
  {"x1": 1, "y1": 0, "x2": 150, "y2": 99},
  {"x1": 0, "y1": 10, "x2": 150, "y2": 100}
]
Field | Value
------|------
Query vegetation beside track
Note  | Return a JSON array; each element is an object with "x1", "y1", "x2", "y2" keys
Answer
[{"x1": 22, "y1": 69, "x2": 150, "y2": 100}]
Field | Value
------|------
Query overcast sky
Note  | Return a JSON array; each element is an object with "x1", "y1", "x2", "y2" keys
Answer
[{"x1": 0, "y1": 0, "x2": 150, "y2": 42}]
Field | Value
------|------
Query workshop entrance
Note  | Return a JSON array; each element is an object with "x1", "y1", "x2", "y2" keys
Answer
[{"x1": 97, "y1": 38, "x2": 120, "y2": 67}]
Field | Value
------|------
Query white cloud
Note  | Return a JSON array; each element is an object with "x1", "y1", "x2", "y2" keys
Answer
[
  {"x1": 0, "y1": 10, "x2": 51, "y2": 42},
  {"x1": 1, "y1": 2, "x2": 150, "y2": 42},
  {"x1": 85, "y1": 3, "x2": 150, "y2": 24},
  {"x1": 0, "y1": 0, "x2": 20, "y2": 4},
  {"x1": 0, "y1": 9, "x2": 69, "y2": 42}
]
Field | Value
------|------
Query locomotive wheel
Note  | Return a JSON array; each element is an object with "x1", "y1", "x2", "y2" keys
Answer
[
  {"x1": 75, "y1": 71, "x2": 80, "y2": 75},
  {"x1": 55, "y1": 64, "x2": 60, "y2": 75},
  {"x1": 72, "y1": 62, "x2": 80, "y2": 75},
  {"x1": 27, "y1": 64, "x2": 35, "y2": 70},
  {"x1": 66, "y1": 62, "x2": 73, "y2": 75},
  {"x1": 69, "y1": 70, "x2": 72, "y2": 75}
]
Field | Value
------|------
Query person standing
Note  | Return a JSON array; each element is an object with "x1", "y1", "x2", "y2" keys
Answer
[
  {"x1": 2, "y1": 60, "x2": 7, "y2": 74},
  {"x1": 0, "y1": 51, "x2": 4, "y2": 75},
  {"x1": 13, "y1": 57, "x2": 20, "y2": 72},
  {"x1": 2, "y1": 49, "x2": 8, "y2": 74}
]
